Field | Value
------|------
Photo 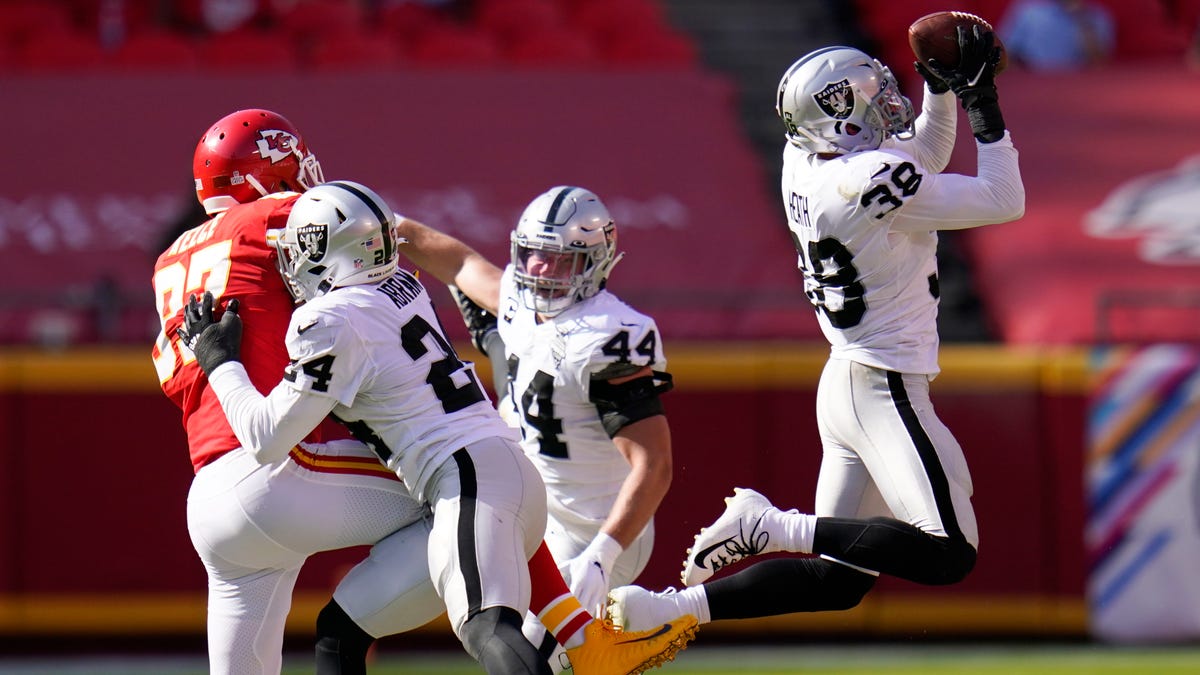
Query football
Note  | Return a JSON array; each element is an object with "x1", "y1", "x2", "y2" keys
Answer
[{"x1": 908, "y1": 10, "x2": 1008, "y2": 75}]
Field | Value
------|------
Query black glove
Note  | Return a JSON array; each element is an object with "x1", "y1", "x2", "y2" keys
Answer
[
  {"x1": 927, "y1": 24, "x2": 1006, "y2": 143},
  {"x1": 449, "y1": 285, "x2": 510, "y2": 396},
  {"x1": 177, "y1": 291, "x2": 242, "y2": 376},
  {"x1": 914, "y1": 61, "x2": 950, "y2": 95},
  {"x1": 450, "y1": 286, "x2": 499, "y2": 354}
]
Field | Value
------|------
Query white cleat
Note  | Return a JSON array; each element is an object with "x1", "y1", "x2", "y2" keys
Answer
[
  {"x1": 680, "y1": 488, "x2": 776, "y2": 586},
  {"x1": 607, "y1": 585, "x2": 688, "y2": 634}
]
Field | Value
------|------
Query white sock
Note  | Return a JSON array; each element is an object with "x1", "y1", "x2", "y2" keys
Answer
[
  {"x1": 764, "y1": 508, "x2": 816, "y2": 554},
  {"x1": 675, "y1": 585, "x2": 712, "y2": 625}
]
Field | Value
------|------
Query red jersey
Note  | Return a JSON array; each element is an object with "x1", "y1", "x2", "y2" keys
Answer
[{"x1": 152, "y1": 193, "x2": 324, "y2": 472}]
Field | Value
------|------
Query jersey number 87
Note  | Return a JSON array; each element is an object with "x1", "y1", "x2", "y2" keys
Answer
[{"x1": 151, "y1": 239, "x2": 233, "y2": 383}]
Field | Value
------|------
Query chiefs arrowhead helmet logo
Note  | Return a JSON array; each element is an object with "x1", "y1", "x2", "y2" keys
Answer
[{"x1": 255, "y1": 129, "x2": 301, "y2": 164}]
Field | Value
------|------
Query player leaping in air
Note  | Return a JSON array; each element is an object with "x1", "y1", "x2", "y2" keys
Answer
[{"x1": 607, "y1": 25, "x2": 1023, "y2": 631}]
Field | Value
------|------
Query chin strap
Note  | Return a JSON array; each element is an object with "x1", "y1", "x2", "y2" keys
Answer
[{"x1": 245, "y1": 173, "x2": 269, "y2": 198}]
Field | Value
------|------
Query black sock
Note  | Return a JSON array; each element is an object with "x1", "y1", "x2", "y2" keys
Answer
[{"x1": 315, "y1": 600, "x2": 374, "y2": 675}]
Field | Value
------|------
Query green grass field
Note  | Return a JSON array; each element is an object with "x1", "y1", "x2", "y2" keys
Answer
[
  {"x1": 8, "y1": 643, "x2": 1200, "y2": 674},
  {"x1": 324, "y1": 644, "x2": 1200, "y2": 674}
]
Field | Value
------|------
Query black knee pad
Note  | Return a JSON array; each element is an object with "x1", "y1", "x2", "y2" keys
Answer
[
  {"x1": 317, "y1": 600, "x2": 373, "y2": 644},
  {"x1": 935, "y1": 538, "x2": 977, "y2": 585},
  {"x1": 817, "y1": 560, "x2": 877, "y2": 610},
  {"x1": 460, "y1": 606, "x2": 550, "y2": 675}
]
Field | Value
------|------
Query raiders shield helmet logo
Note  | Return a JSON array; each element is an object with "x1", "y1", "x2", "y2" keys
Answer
[
  {"x1": 297, "y1": 223, "x2": 328, "y2": 262},
  {"x1": 814, "y1": 79, "x2": 853, "y2": 120}
]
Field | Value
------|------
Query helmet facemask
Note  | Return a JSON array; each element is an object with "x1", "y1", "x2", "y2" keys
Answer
[
  {"x1": 294, "y1": 150, "x2": 325, "y2": 192},
  {"x1": 512, "y1": 241, "x2": 616, "y2": 316},
  {"x1": 865, "y1": 64, "x2": 915, "y2": 141}
]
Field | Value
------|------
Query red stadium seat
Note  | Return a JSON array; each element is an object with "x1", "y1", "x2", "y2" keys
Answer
[
  {"x1": 851, "y1": 0, "x2": 959, "y2": 87},
  {"x1": 475, "y1": 0, "x2": 565, "y2": 45},
  {"x1": 0, "y1": 42, "x2": 13, "y2": 73},
  {"x1": 570, "y1": 0, "x2": 667, "y2": 44},
  {"x1": 14, "y1": 28, "x2": 107, "y2": 71},
  {"x1": 198, "y1": 28, "x2": 300, "y2": 70},
  {"x1": 279, "y1": 0, "x2": 366, "y2": 43},
  {"x1": 377, "y1": 1, "x2": 448, "y2": 43},
  {"x1": 504, "y1": 25, "x2": 598, "y2": 66},
  {"x1": 110, "y1": 30, "x2": 200, "y2": 70},
  {"x1": 852, "y1": 0, "x2": 969, "y2": 41},
  {"x1": 0, "y1": 1, "x2": 75, "y2": 48},
  {"x1": 1091, "y1": 0, "x2": 1195, "y2": 60},
  {"x1": 600, "y1": 25, "x2": 697, "y2": 67},
  {"x1": 62, "y1": 0, "x2": 163, "y2": 41},
  {"x1": 407, "y1": 25, "x2": 501, "y2": 66},
  {"x1": 308, "y1": 29, "x2": 404, "y2": 70}
]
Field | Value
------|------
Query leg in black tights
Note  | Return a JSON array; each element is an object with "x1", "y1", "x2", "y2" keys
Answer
[
  {"x1": 815, "y1": 516, "x2": 976, "y2": 585},
  {"x1": 703, "y1": 516, "x2": 976, "y2": 621},
  {"x1": 459, "y1": 606, "x2": 552, "y2": 675},
  {"x1": 705, "y1": 557, "x2": 875, "y2": 620}
]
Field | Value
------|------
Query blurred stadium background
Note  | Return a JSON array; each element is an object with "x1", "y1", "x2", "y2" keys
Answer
[{"x1": 3, "y1": 0, "x2": 1200, "y2": 671}]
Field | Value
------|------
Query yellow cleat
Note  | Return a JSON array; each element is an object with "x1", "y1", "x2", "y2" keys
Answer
[{"x1": 565, "y1": 615, "x2": 698, "y2": 675}]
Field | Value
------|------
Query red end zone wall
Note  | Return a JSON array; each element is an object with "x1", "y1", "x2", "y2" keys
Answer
[
  {"x1": 0, "y1": 345, "x2": 1088, "y2": 638},
  {"x1": 0, "y1": 70, "x2": 812, "y2": 346}
]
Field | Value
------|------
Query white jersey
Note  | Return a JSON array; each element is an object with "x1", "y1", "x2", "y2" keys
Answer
[
  {"x1": 207, "y1": 267, "x2": 546, "y2": 642},
  {"x1": 280, "y1": 270, "x2": 517, "y2": 501},
  {"x1": 781, "y1": 93, "x2": 1023, "y2": 375},
  {"x1": 496, "y1": 266, "x2": 666, "y2": 523}
]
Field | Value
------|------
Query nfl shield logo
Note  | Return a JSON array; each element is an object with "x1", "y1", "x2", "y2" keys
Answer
[
  {"x1": 298, "y1": 223, "x2": 328, "y2": 262},
  {"x1": 814, "y1": 79, "x2": 853, "y2": 120}
]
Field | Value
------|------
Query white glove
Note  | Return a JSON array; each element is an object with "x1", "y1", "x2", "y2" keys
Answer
[
  {"x1": 497, "y1": 393, "x2": 519, "y2": 428},
  {"x1": 559, "y1": 533, "x2": 622, "y2": 618}
]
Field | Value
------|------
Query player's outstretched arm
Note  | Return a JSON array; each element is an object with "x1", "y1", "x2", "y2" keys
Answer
[
  {"x1": 890, "y1": 23, "x2": 1022, "y2": 231},
  {"x1": 565, "y1": 365, "x2": 674, "y2": 613},
  {"x1": 394, "y1": 216, "x2": 503, "y2": 314}
]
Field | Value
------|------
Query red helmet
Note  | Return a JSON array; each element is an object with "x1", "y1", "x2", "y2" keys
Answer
[{"x1": 192, "y1": 109, "x2": 324, "y2": 215}]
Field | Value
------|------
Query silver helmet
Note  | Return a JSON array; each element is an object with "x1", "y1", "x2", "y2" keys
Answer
[
  {"x1": 776, "y1": 46, "x2": 914, "y2": 155},
  {"x1": 271, "y1": 180, "x2": 398, "y2": 302},
  {"x1": 510, "y1": 186, "x2": 623, "y2": 317}
]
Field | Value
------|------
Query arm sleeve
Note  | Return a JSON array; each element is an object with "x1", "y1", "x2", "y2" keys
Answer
[
  {"x1": 903, "y1": 87, "x2": 958, "y2": 174},
  {"x1": 889, "y1": 132, "x2": 1025, "y2": 233},
  {"x1": 590, "y1": 371, "x2": 672, "y2": 437},
  {"x1": 207, "y1": 361, "x2": 339, "y2": 464}
]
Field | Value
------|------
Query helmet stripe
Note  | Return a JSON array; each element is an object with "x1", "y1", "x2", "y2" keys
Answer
[
  {"x1": 544, "y1": 186, "x2": 579, "y2": 227},
  {"x1": 327, "y1": 180, "x2": 394, "y2": 262},
  {"x1": 327, "y1": 181, "x2": 390, "y2": 229}
]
